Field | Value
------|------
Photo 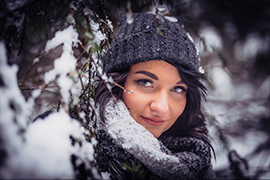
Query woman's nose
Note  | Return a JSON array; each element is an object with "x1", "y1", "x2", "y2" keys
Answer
[{"x1": 149, "y1": 91, "x2": 169, "y2": 114}]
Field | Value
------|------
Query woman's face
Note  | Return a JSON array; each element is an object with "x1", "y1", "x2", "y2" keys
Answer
[{"x1": 122, "y1": 60, "x2": 187, "y2": 138}]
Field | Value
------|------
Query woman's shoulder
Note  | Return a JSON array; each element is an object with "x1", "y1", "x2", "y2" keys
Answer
[{"x1": 159, "y1": 135, "x2": 215, "y2": 179}]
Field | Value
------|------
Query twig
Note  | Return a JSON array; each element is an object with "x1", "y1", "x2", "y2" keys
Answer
[
  {"x1": 20, "y1": 43, "x2": 63, "y2": 88},
  {"x1": 57, "y1": 100, "x2": 61, "y2": 112},
  {"x1": 76, "y1": 105, "x2": 82, "y2": 125},
  {"x1": 87, "y1": 0, "x2": 114, "y2": 64}
]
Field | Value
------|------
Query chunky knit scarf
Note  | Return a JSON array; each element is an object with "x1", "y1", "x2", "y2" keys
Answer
[{"x1": 95, "y1": 99, "x2": 215, "y2": 180}]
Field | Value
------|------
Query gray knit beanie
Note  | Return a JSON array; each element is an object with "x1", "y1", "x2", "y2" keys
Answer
[{"x1": 102, "y1": 12, "x2": 200, "y2": 74}]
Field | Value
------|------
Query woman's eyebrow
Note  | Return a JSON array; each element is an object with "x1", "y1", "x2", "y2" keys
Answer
[
  {"x1": 176, "y1": 80, "x2": 185, "y2": 84},
  {"x1": 135, "y1": 70, "x2": 158, "y2": 80}
]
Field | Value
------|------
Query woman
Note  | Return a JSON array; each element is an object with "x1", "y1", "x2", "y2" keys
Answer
[{"x1": 94, "y1": 12, "x2": 215, "y2": 180}]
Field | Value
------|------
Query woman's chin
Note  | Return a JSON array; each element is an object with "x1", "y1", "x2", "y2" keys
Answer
[{"x1": 146, "y1": 129, "x2": 162, "y2": 138}]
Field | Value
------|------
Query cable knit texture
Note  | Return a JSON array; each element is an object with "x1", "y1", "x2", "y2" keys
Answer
[
  {"x1": 95, "y1": 99, "x2": 215, "y2": 180},
  {"x1": 102, "y1": 13, "x2": 200, "y2": 74}
]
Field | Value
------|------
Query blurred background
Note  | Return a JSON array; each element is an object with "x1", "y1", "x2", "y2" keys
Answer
[{"x1": 1, "y1": 0, "x2": 269, "y2": 179}]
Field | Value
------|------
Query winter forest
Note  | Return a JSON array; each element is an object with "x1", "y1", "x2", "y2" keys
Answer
[{"x1": 0, "y1": 0, "x2": 269, "y2": 179}]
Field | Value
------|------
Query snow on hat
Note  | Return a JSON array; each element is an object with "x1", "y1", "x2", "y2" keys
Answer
[{"x1": 102, "y1": 12, "x2": 200, "y2": 74}]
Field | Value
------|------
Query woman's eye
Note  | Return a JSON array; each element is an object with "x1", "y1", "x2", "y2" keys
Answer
[
  {"x1": 134, "y1": 79, "x2": 153, "y2": 87},
  {"x1": 171, "y1": 86, "x2": 185, "y2": 93}
]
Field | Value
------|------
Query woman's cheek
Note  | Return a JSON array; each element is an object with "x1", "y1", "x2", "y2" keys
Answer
[
  {"x1": 124, "y1": 89, "x2": 149, "y2": 110},
  {"x1": 132, "y1": 89, "x2": 152, "y2": 102}
]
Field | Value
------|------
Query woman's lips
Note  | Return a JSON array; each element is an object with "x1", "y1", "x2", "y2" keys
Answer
[{"x1": 141, "y1": 116, "x2": 165, "y2": 126}]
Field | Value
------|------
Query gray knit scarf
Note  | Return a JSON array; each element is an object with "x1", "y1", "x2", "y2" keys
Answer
[{"x1": 95, "y1": 99, "x2": 215, "y2": 180}]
